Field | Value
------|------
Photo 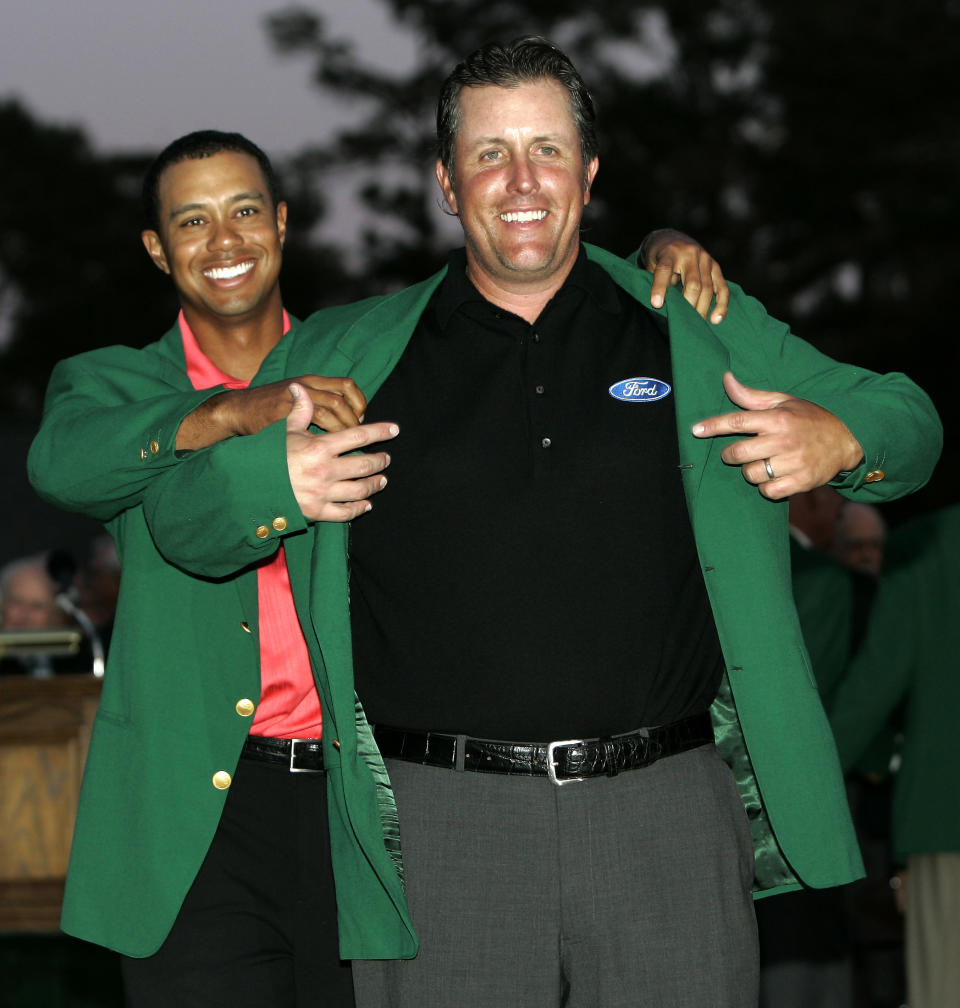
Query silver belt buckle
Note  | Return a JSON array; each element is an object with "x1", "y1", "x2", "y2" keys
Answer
[
  {"x1": 546, "y1": 738, "x2": 585, "y2": 786},
  {"x1": 289, "y1": 738, "x2": 311, "y2": 773}
]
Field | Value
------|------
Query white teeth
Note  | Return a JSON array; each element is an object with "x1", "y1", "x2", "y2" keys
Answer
[
  {"x1": 500, "y1": 210, "x2": 547, "y2": 223},
  {"x1": 204, "y1": 261, "x2": 254, "y2": 280}
]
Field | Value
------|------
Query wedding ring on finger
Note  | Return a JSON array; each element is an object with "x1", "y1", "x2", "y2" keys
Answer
[{"x1": 764, "y1": 458, "x2": 775, "y2": 480}]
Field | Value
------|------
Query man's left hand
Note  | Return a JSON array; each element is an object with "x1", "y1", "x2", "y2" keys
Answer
[
  {"x1": 642, "y1": 228, "x2": 729, "y2": 324},
  {"x1": 691, "y1": 372, "x2": 864, "y2": 499}
]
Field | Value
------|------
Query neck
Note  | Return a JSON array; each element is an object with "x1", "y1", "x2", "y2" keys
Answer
[
  {"x1": 464, "y1": 251, "x2": 579, "y2": 324},
  {"x1": 184, "y1": 295, "x2": 285, "y2": 382}
]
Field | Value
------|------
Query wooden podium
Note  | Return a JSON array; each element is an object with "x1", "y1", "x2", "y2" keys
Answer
[{"x1": 0, "y1": 676, "x2": 101, "y2": 931}]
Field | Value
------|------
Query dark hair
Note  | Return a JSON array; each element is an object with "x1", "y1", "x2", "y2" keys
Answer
[
  {"x1": 141, "y1": 130, "x2": 280, "y2": 231},
  {"x1": 436, "y1": 35, "x2": 598, "y2": 179}
]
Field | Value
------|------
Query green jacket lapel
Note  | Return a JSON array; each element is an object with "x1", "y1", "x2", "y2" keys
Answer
[
  {"x1": 320, "y1": 273, "x2": 448, "y2": 397},
  {"x1": 150, "y1": 320, "x2": 193, "y2": 390}
]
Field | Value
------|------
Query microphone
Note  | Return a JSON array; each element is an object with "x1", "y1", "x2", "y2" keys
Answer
[{"x1": 47, "y1": 548, "x2": 105, "y2": 678}]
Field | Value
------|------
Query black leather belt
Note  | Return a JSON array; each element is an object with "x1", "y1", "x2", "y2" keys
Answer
[
  {"x1": 373, "y1": 712, "x2": 713, "y2": 786},
  {"x1": 241, "y1": 735, "x2": 325, "y2": 773}
]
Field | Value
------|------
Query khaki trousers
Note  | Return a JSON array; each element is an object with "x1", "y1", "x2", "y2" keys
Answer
[{"x1": 906, "y1": 851, "x2": 960, "y2": 1008}]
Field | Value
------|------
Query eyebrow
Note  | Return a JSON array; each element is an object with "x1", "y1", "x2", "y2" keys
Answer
[
  {"x1": 465, "y1": 134, "x2": 560, "y2": 146},
  {"x1": 465, "y1": 133, "x2": 568, "y2": 154},
  {"x1": 167, "y1": 191, "x2": 266, "y2": 221}
]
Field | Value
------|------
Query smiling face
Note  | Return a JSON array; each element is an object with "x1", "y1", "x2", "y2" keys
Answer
[
  {"x1": 141, "y1": 150, "x2": 287, "y2": 329},
  {"x1": 436, "y1": 79, "x2": 598, "y2": 307}
]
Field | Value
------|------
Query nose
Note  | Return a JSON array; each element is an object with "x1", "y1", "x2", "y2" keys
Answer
[
  {"x1": 508, "y1": 155, "x2": 539, "y2": 195},
  {"x1": 207, "y1": 216, "x2": 242, "y2": 251}
]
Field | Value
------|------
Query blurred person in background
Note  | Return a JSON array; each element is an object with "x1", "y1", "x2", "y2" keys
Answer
[
  {"x1": 831, "y1": 504, "x2": 960, "y2": 1008},
  {"x1": 0, "y1": 552, "x2": 90, "y2": 675},
  {"x1": 75, "y1": 533, "x2": 122, "y2": 652},
  {"x1": 0, "y1": 553, "x2": 64, "y2": 631},
  {"x1": 832, "y1": 500, "x2": 887, "y2": 579}
]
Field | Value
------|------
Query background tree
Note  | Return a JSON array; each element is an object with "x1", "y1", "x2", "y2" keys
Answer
[{"x1": 0, "y1": 101, "x2": 169, "y2": 417}]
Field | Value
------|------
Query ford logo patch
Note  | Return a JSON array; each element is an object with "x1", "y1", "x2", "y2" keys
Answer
[{"x1": 608, "y1": 377, "x2": 672, "y2": 403}]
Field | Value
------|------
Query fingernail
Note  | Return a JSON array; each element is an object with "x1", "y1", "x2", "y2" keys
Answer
[
  {"x1": 384, "y1": 453, "x2": 391, "y2": 466},
  {"x1": 388, "y1": 424, "x2": 399, "y2": 436},
  {"x1": 652, "y1": 294, "x2": 664, "y2": 308},
  {"x1": 289, "y1": 383, "x2": 300, "y2": 399},
  {"x1": 380, "y1": 477, "x2": 388, "y2": 488},
  {"x1": 692, "y1": 424, "x2": 705, "y2": 436},
  {"x1": 711, "y1": 312, "x2": 723, "y2": 324}
]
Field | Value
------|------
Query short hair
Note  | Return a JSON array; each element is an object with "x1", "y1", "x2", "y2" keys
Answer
[
  {"x1": 141, "y1": 130, "x2": 280, "y2": 231},
  {"x1": 436, "y1": 35, "x2": 599, "y2": 179}
]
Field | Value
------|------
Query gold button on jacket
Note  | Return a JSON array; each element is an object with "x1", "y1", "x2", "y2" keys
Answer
[
  {"x1": 272, "y1": 516, "x2": 288, "y2": 532},
  {"x1": 211, "y1": 770, "x2": 232, "y2": 790},
  {"x1": 255, "y1": 525, "x2": 270, "y2": 539},
  {"x1": 864, "y1": 469, "x2": 885, "y2": 483},
  {"x1": 235, "y1": 698, "x2": 255, "y2": 717}
]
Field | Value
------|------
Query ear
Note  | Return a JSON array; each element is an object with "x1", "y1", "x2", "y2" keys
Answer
[
  {"x1": 435, "y1": 159, "x2": 458, "y2": 215},
  {"x1": 582, "y1": 156, "x2": 599, "y2": 207},
  {"x1": 275, "y1": 201, "x2": 288, "y2": 247},
  {"x1": 141, "y1": 230, "x2": 170, "y2": 274}
]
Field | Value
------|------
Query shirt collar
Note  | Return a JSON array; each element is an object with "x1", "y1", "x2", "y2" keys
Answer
[
  {"x1": 434, "y1": 246, "x2": 621, "y2": 330},
  {"x1": 179, "y1": 308, "x2": 291, "y2": 392}
]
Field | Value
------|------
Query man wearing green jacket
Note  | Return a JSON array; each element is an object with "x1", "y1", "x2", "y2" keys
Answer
[
  {"x1": 27, "y1": 126, "x2": 725, "y2": 1006},
  {"x1": 28, "y1": 129, "x2": 403, "y2": 1008},
  {"x1": 109, "y1": 38, "x2": 941, "y2": 1007},
  {"x1": 831, "y1": 506, "x2": 960, "y2": 1008}
]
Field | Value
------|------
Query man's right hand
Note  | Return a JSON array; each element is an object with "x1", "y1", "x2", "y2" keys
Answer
[
  {"x1": 176, "y1": 375, "x2": 368, "y2": 451},
  {"x1": 285, "y1": 381, "x2": 398, "y2": 522}
]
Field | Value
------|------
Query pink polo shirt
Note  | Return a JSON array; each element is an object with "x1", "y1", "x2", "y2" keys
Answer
[{"x1": 180, "y1": 311, "x2": 322, "y2": 739}]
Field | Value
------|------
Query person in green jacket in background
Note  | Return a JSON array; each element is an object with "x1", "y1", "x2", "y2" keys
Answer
[
  {"x1": 831, "y1": 505, "x2": 960, "y2": 1008},
  {"x1": 28, "y1": 125, "x2": 724, "y2": 1007}
]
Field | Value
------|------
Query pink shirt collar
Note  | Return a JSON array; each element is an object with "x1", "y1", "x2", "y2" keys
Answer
[{"x1": 179, "y1": 309, "x2": 291, "y2": 391}]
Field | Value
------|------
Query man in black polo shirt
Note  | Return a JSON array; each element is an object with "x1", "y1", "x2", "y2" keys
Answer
[
  {"x1": 347, "y1": 36, "x2": 940, "y2": 1008},
  {"x1": 350, "y1": 248, "x2": 719, "y2": 746}
]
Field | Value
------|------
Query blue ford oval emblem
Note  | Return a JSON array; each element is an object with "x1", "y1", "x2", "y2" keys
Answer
[{"x1": 608, "y1": 377, "x2": 672, "y2": 403}]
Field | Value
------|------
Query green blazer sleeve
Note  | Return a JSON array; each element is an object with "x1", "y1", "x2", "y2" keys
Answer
[
  {"x1": 28, "y1": 328, "x2": 224, "y2": 522},
  {"x1": 141, "y1": 418, "x2": 306, "y2": 578},
  {"x1": 138, "y1": 279, "x2": 445, "y2": 579},
  {"x1": 724, "y1": 281, "x2": 938, "y2": 498},
  {"x1": 614, "y1": 244, "x2": 942, "y2": 499}
]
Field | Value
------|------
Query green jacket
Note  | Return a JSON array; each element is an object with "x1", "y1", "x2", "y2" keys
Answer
[
  {"x1": 28, "y1": 308, "x2": 415, "y2": 960},
  {"x1": 830, "y1": 505, "x2": 960, "y2": 859},
  {"x1": 29, "y1": 244, "x2": 941, "y2": 957}
]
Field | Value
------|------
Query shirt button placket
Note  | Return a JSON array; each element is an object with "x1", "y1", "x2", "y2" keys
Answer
[{"x1": 529, "y1": 329, "x2": 553, "y2": 459}]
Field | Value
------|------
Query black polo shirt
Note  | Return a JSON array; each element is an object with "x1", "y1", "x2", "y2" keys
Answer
[{"x1": 349, "y1": 248, "x2": 723, "y2": 741}]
